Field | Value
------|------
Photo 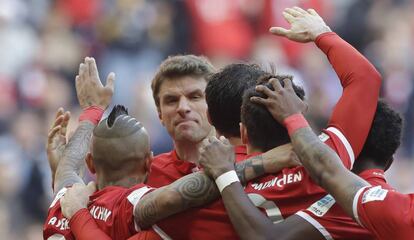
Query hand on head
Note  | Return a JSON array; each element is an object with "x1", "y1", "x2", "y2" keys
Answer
[
  {"x1": 250, "y1": 78, "x2": 307, "y2": 124},
  {"x1": 198, "y1": 136, "x2": 235, "y2": 179},
  {"x1": 269, "y1": 6, "x2": 331, "y2": 42},
  {"x1": 60, "y1": 181, "x2": 96, "y2": 220},
  {"x1": 76, "y1": 57, "x2": 115, "y2": 110}
]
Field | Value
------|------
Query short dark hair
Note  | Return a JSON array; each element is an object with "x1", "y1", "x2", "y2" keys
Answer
[
  {"x1": 151, "y1": 55, "x2": 215, "y2": 109},
  {"x1": 241, "y1": 77, "x2": 305, "y2": 152},
  {"x1": 205, "y1": 64, "x2": 266, "y2": 137},
  {"x1": 107, "y1": 105, "x2": 129, "y2": 127},
  {"x1": 359, "y1": 100, "x2": 403, "y2": 167}
]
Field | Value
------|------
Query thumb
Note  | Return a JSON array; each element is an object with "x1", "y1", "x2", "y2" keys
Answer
[
  {"x1": 269, "y1": 27, "x2": 290, "y2": 37},
  {"x1": 86, "y1": 181, "x2": 97, "y2": 194},
  {"x1": 105, "y1": 72, "x2": 116, "y2": 92}
]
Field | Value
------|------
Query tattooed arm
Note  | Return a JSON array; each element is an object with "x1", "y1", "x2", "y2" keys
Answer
[
  {"x1": 54, "y1": 57, "x2": 115, "y2": 194},
  {"x1": 134, "y1": 143, "x2": 296, "y2": 229},
  {"x1": 54, "y1": 121, "x2": 95, "y2": 192},
  {"x1": 290, "y1": 126, "x2": 369, "y2": 217}
]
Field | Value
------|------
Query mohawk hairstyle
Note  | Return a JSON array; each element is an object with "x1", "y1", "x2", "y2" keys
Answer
[{"x1": 107, "y1": 105, "x2": 129, "y2": 127}]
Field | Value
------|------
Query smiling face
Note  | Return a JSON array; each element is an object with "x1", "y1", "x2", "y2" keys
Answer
[{"x1": 157, "y1": 76, "x2": 212, "y2": 144}]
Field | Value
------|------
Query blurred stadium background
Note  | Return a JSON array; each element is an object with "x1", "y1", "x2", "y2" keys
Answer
[{"x1": 0, "y1": 0, "x2": 412, "y2": 239}]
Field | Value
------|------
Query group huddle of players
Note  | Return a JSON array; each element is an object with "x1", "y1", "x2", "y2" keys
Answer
[{"x1": 42, "y1": 7, "x2": 413, "y2": 240}]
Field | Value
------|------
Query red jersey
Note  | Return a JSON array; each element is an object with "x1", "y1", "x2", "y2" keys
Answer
[
  {"x1": 352, "y1": 185, "x2": 414, "y2": 239},
  {"x1": 296, "y1": 169, "x2": 391, "y2": 240},
  {"x1": 144, "y1": 33, "x2": 381, "y2": 239},
  {"x1": 43, "y1": 184, "x2": 153, "y2": 240}
]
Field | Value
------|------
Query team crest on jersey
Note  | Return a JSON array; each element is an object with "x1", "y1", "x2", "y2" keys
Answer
[
  {"x1": 361, "y1": 186, "x2": 388, "y2": 204},
  {"x1": 307, "y1": 194, "x2": 336, "y2": 217}
]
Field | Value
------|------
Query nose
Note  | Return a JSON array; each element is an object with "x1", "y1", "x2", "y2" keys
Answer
[{"x1": 177, "y1": 97, "x2": 191, "y2": 116}]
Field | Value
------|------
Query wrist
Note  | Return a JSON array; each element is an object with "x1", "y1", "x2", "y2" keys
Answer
[
  {"x1": 78, "y1": 106, "x2": 104, "y2": 125},
  {"x1": 312, "y1": 26, "x2": 332, "y2": 41},
  {"x1": 215, "y1": 170, "x2": 240, "y2": 193},
  {"x1": 283, "y1": 113, "x2": 309, "y2": 136},
  {"x1": 212, "y1": 165, "x2": 235, "y2": 180}
]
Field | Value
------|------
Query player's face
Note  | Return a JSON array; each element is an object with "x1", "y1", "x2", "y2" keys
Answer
[{"x1": 158, "y1": 76, "x2": 212, "y2": 143}]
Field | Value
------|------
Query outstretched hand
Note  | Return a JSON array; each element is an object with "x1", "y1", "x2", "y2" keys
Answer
[
  {"x1": 76, "y1": 57, "x2": 115, "y2": 110},
  {"x1": 47, "y1": 107, "x2": 71, "y2": 180},
  {"x1": 250, "y1": 78, "x2": 307, "y2": 124},
  {"x1": 61, "y1": 181, "x2": 96, "y2": 219},
  {"x1": 269, "y1": 7, "x2": 331, "y2": 42},
  {"x1": 199, "y1": 136, "x2": 235, "y2": 179}
]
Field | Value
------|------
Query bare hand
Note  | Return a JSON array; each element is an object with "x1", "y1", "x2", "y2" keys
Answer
[
  {"x1": 199, "y1": 136, "x2": 235, "y2": 179},
  {"x1": 269, "y1": 7, "x2": 331, "y2": 42},
  {"x1": 250, "y1": 78, "x2": 307, "y2": 123},
  {"x1": 262, "y1": 144, "x2": 301, "y2": 174},
  {"x1": 61, "y1": 182, "x2": 96, "y2": 219},
  {"x1": 47, "y1": 108, "x2": 71, "y2": 180},
  {"x1": 76, "y1": 57, "x2": 115, "y2": 110}
]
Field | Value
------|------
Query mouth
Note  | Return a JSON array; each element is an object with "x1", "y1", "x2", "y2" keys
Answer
[{"x1": 175, "y1": 119, "x2": 198, "y2": 126}]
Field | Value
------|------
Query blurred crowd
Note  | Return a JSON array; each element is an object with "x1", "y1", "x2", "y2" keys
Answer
[{"x1": 0, "y1": 0, "x2": 412, "y2": 239}]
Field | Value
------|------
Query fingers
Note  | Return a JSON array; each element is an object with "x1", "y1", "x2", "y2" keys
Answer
[
  {"x1": 250, "y1": 96, "x2": 270, "y2": 106},
  {"x1": 269, "y1": 27, "x2": 291, "y2": 37},
  {"x1": 86, "y1": 181, "x2": 97, "y2": 194},
  {"x1": 282, "y1": 11, "x2": 296, "y2": 24},
  {"x1": 219, "y1": 136, "x2": 230, "y2": 145},
  {"x1": 269, "y1": 78, "x2": 283, "y2": 92},
  {"x1": 88, "y1": 57, "x2": 99, "y2": 79},
  {"x1": 60, "y1": 111, "x2": 71, "y2": 136},
  {"x1": 307, "y1": 8, "x2": 318, "y2": 16},
  {"x1": 282, "y1": 78, "x2": 294, "y2": 92},
  {"x1": 292, "y1": 6, "x2": 308, "y2": 15},
  {"x1": 255, "y1": 84, "x2": 275, "y2": 97},
  {"x1": 48, "y1": 125, "x2": 62, "y2": 144},
  {"x1": 284, "y1": 7, "x2": 302, "y2": 17},
  {"x1": 105, "y1": 72, "x2": 115, "y2": 92}
]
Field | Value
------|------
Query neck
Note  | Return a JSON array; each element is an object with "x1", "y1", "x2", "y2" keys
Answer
[
  {"x1": 246, "y1": 144, "x2": 262, "y2": 155},
  {"x1": 97, "y1": 172, "x2": 147, "y2": 190},
  {"x1": 174, "y1": 140, "x2": 201, "y2": 163},
  {"x1": 351, "y1": 158, "x2": 383, "y2": 175},
  {"x1": 216, "y1": 131, "x2": 243, "y2": 146}
]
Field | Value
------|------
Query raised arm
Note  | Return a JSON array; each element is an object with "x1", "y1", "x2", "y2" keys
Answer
[
  {"x1": 271, "y1": 7, "x2": 381, "y2": 165},
  {"x1": 54, "y1": 57, "x2": 115, "y2": 193}
]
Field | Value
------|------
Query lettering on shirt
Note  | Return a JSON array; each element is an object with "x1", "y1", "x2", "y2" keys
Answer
[
  {"x1": 90, "y1": 205, "x2": 112, "y2": 222},
  {"x1": 48, "y1": 216, "x2": 70, "y2": 231},
  {"x1": 251, "y1": 171, "x2": 302, "y2": 191}
]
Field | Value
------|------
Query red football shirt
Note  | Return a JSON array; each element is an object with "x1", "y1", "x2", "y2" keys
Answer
[
  {"x1": 43, "y1": 184, "x2": 153, "y2": 240},
  {"x1": 352, "y1": 184, "x2": 414, "y2": 240},
  {"x1": 296, "y1": 169, "x2": 391, "y2": 240}
]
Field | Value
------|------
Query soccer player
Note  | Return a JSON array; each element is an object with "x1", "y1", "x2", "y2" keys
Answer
[
  {"x1": 197, "y1": 6, "x2": 382, "y2": 239},
  {"x1": 249, "y1": 60, "x2": 413, "y2": 239},
  {"x1": 44, "y1": 57, "x2": 297, "y2": 240}
]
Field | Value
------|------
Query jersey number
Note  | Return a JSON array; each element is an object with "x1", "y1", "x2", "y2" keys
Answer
[{"x1": 247, "y1": 193, "x2": 284, "y2": 223}]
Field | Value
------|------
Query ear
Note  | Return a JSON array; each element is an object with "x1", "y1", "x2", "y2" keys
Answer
[
  {"x1": 207, "y1": 110, "x2": 212, "y2": 125},
  {"x1": 144, "y1": 151, "x2": 153, "y2": 173},
  {"x1": 85, "y1": 153, "x2": 96, "y2": 174},
  {"x1": 240, "y1": 123, "x2": 249, "y2": 145},
  {"x1": 157, "y1": 108, "x2": 164, "y2": 126},
  {"x1": 384, "y1": 156, "x2": 394, "y2": 172}
]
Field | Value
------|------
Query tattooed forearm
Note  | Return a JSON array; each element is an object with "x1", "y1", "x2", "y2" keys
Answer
[
  {"x1": 290, "y1": 127, "x2": 343, "y2": 186},
  {"x1": 235, "y1": 155, "x2": 265, "y2": 185},
  {"x1": 54, "y1": 121, "x2": 95, "y2": 193},
  {"x1": 135, "y1": 172, "x2": 219, "y2": 229}
]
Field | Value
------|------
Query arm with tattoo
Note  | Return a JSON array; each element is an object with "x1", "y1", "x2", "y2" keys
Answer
[
  {"x1": 54, "y1": 121, "x2": 95, "y2": 193},
  {"x1": 290, "y1": 126, "x2": 369, "y2": 217},
  {"x1": 134, "y1": 146, "x2": 295, "y2": 229}
]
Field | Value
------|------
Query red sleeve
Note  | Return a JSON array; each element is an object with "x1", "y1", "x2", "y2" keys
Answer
[
  {"x1": 316, "y1": 32, "x2": 381, "y2": 164},
  {"x1": 353, "y1": 187, "x2": 414, "y2": 239},
  {"x1": 69, "y1": 208, "x2": 112, "y2": 240}
]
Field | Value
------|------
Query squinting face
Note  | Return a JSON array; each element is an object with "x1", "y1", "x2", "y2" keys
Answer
[{"x1": 158, "y1": 76, "x2": 212, "y2": 144}]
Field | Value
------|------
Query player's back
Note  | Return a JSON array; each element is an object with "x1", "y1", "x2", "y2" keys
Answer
[{"x1": 43, "y1": 184, "x2": 151, "y2": 240}]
